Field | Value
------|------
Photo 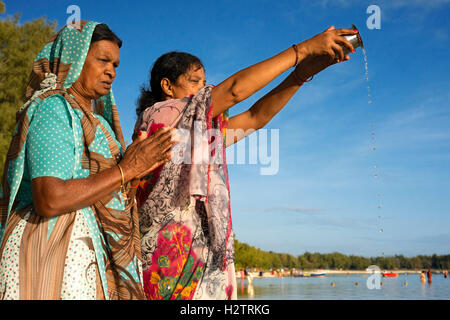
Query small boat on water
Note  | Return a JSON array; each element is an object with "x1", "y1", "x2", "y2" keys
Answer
[
  {"x1": 382, "y1": 272, "x2": 398, "y2": 278},
  {"x1": 311, "y1": 273, "x2": 326, "y2": 277},
  {"x1": 295, "y1": 272, "x2": 326, "y2": 278},
  {"x1": 294, "y1": 273, "x2": 310, "y2": 277}
]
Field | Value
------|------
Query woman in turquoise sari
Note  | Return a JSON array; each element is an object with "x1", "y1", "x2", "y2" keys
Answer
[{"x1": 0, "y1": 21, "x2": 175, "y2": 300}]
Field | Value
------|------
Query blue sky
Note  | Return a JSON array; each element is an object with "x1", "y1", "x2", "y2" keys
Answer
[{"x1": 4, "y1": 0, "x2": 450, "y2": 257}]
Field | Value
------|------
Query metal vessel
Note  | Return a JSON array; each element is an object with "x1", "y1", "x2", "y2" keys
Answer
[{"x1": 341, "y1": 24, "x2": 364, "y2": 56}]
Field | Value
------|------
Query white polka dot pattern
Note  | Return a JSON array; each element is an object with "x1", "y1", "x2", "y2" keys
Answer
[
  {"x1": 61, "y1": 211, "x2": 97, "y2": 300},
  {"x1": 0, "y1": 212, "x2": 29, "y2": 300}
]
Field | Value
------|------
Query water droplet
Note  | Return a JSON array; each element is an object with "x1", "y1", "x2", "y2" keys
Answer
[{"x1": 364, "y1": 49, "x2": 384, "y2": 243}]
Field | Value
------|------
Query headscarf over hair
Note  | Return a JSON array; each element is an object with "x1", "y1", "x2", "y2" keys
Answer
[{"x1": 0, "y1": 21, "x2": 144, "y2": 300}]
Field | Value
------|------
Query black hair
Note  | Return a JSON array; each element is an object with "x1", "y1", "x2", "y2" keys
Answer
[
  {"x1": 91, "y1": 23, "x2": 122, "y2": 48},
  {"x1": 136, "y1": 51, "x2": 204, "y2": 117}
]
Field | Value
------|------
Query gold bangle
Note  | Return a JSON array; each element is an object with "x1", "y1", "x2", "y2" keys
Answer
[
  {"x1": 117, "y1": 163, "x2": 125, "y2": 191},
  {"x1": 292, "y1": 44, "x2": 299, "y2": 67}
]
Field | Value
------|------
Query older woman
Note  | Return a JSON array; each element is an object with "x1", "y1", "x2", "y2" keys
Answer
[
  {"x1": 134, "y1": 26, "x2": 357, "y2": 300},
  {"x1": 0, "y1": 21, "x2": 175, "y2": 300}
]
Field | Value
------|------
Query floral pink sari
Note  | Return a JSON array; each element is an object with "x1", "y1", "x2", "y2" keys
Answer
[{"x1": 134, "y1": 86, "x2": 236, "y2": 300}]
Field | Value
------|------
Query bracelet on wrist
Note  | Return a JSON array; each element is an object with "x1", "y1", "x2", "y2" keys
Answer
[
  {"x1": 117, "y1": 163, "x2": 125, "y2": 192},
  {"x1": 292, "y1": 44, "x2": 300, "y2": 67}
]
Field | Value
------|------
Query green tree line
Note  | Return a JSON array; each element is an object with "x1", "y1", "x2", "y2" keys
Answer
[
  {"x1": 235, "y1": 239, "x2": 450, "y2": 271},
  {"x1": 0, "y1": 1, "x2": 56, "y2": 177}
]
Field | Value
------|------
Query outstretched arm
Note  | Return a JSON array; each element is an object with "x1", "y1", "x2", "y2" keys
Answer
[
  {"x1": 224, "y1": 70, "x2": 301, "y2": 146},
  {"x1": 211, "y1": 26, "x2": 357, "y2": 120}
]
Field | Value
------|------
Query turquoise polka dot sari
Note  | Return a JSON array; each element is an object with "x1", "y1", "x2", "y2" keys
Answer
[{"x1": 0, "y1": 21, "x2": 145, "y2": 299}]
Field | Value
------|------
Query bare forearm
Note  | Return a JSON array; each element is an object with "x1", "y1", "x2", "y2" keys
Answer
[
  {"x1": 32, "y1": 127, "x2": 176, "y2": 218},
  {"x1": 249, "y1": 72, "x2": 301, "y2": 129},
  {"x1": 32, "y1": 165, "x2": 123, "y2": 217},
  {"x1": 226, "y1": 72, "x2": 301, "y2": 146},
  {"x1": 212, "y1": 46, "x2": 303, "y2": 118}
]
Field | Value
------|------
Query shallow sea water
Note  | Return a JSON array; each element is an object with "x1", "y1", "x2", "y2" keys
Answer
[{"x1": 237, "y1": 274, "x2": 450, "y2": 300}]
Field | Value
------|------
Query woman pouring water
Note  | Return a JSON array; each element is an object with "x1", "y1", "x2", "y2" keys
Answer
[{"x1": 134, "y1": 26, "x2": 359, "y2": 300}]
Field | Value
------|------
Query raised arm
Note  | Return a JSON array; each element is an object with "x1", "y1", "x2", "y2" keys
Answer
[
  {"x1": 211, "y1": 26, "x2": 357, "y2": 120},
  {"x1": 224, "y1": 70, "x2": 301, "y2": 146}
]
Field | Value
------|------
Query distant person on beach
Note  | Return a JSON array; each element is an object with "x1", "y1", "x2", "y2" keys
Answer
[
  {"x1": 134, "y1": 26, "x2": 357, "y2": 300},
  {"x1": 444, "y1": 270, "x2": 448, "y2": 278},
  {"x1": 246, "y1": 268, "x2": 254, "y2": 285},
  {"x1": 420, "y1": 271, "x2": 426, "y2": 283},
  {"x1": 427, "y1": 269, "x2": 432, "y2": 283}
]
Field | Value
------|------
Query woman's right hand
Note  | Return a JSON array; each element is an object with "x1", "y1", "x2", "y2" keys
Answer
[
  {"x1": 119, "y1": 126, "x2": 177, "y2": 181},
  {"x1": 294, "y1": 26, "x2": 357, "y2": 80},
  {"x1": 298, "y1": 26, "x2": 356, "y2": 62}
]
